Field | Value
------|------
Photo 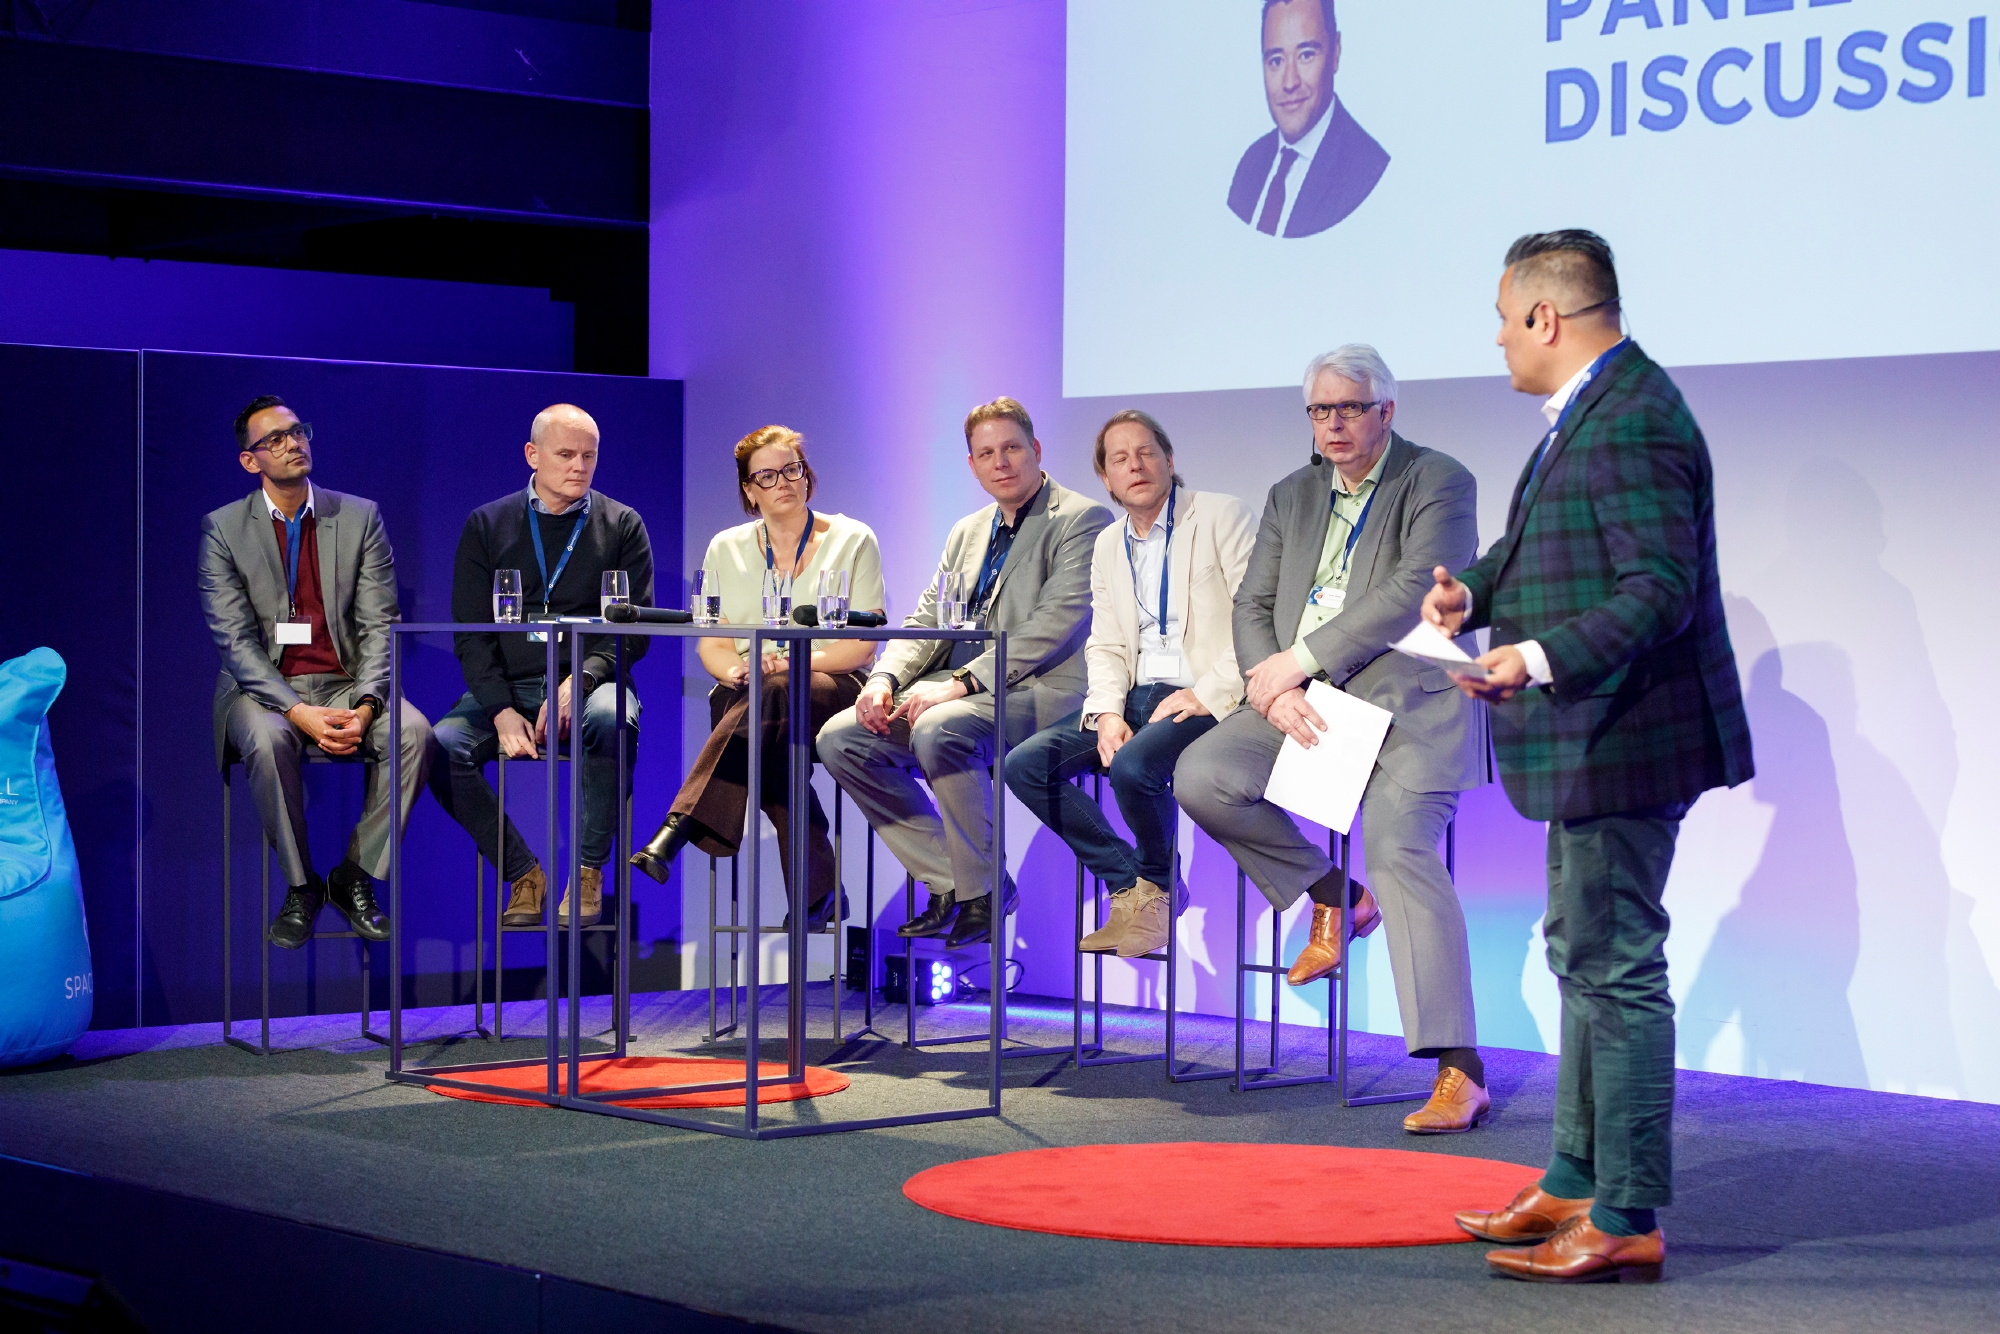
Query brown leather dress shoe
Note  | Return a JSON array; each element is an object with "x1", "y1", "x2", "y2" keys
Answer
[
  {"x1": 556, "y1": 865, "x2": 603, "y2": 927},
  {"x1": 1403, "y1": 1066, "x2": 1491, "y2": 1134},
  {"x1": 1485, "y1": 1216, "x2": 1663, "y2": 1283},
  {"x1": 1455, "y1": 1183, "x2": 1593, "y2": 1243},
  {"x1": 501, "y1": 864, "x2": 547, "y2": 927},
  {"x1": 1285, "y1": 887, "x2": 1380, "y2": 985}
]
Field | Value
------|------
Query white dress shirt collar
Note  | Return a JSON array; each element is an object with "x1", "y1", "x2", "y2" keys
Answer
[
  {"x1": 1541, "y1": 337, "x2": 1631, "y2": 430},
  {"x1": 261, "y1": 481, "x2": 315, "y2": 520},
  {"x1": 527, "y1": 483, "x2": 591, "y2": 516}
]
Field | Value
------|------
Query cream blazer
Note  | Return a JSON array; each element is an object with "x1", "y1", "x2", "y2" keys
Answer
[{"x1": 1081, "y1": 487, "x2": 1257, "y2": 726}]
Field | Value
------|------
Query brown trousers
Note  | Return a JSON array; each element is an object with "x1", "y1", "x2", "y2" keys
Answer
[{"x1": 670, "y1": 669, "x2": 864, "y2": 904}]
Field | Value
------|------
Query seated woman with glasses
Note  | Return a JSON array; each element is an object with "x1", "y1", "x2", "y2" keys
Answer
[{"x1": 629, "y1": 426, "x2": 885, "y2": 926}]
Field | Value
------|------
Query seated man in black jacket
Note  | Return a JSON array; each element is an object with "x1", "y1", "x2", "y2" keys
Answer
[{"x1": 429, "y1": 403, "x2": 653, "y2": 928}]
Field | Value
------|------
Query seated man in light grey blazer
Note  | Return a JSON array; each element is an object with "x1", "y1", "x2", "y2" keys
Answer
[
  {"x1": 1175, "y1": 345, "x2": 1492, "y2": 1133},
  {"x1": 819, "y1": 397, "x2": 1113, "y2": 949},
  {"x1": 1003, "y1": 411, "x2": 1255, "y2": 959},
  {"x1": 199, "y1": 395, "x2": 432, "y2": 950}
]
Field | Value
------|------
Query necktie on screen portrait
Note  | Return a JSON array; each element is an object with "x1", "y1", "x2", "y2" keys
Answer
[{"x1": 1256, "y1": 147, "x2": 1299, "y2": 236}]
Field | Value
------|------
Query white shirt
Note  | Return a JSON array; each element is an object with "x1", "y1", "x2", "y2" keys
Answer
[
  {"x1": 261, "y1": 481, "x2": 315, "y2": 520},
  {"x1": 1123, "y1": 494, "x2": 1194, "y2": 686},
  {"x1": 1256, "y1": 95, "x2": 1336, "y2": 237}
]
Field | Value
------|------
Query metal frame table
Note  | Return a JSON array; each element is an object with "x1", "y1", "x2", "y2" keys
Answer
[{"x1": 380, "y1": 619, "x2": 1011, "y2": 1140}]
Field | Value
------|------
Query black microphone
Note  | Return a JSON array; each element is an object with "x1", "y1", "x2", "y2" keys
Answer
[
  {"x1": 792, "y1": 606, "x2": 889, "y2": 628},
  {"x1": 604, "y1": 603, "x2": 693, "y2": 624}
]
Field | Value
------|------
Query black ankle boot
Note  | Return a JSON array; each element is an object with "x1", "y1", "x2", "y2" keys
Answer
[
  {"x1": 943, "y1": 877, "x2": 1020, "y2": 949},
  {"x1": 269, "y1": 877, "x2": 325, "y2": 950},
  {"x1": 630, "y1": 812, "x2": 700, "y2": 884},
  {"x1": 896, "y1": 890, "x2": 959, "y2": 938},
  {"x1": 326, "y1": 860, "x2": 390, "y2": 942}
]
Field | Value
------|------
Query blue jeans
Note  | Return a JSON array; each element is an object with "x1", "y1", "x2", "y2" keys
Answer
[
  {"x1": 1002, "y1": 683, "x2": 1216, "y2": 891},
  {"x1": 429, "y1": 678, "x2": 639, "y2": 877}
]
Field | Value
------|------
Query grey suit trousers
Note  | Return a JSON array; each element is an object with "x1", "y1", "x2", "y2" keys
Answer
[
  {"x1": 1174, "y1": 705, "x2": 1476, "y2": 1053},
  {"x1": 817, "y1": 673, "x2": 1044, "y2": 904},
  {"x1": 224, "y1": 674, "x2": 432, "y2": 887}
]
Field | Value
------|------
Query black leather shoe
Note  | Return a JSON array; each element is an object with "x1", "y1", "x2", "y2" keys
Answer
[
  {"x1": 943, "y1": 879, "x2": 1020, "y2": 949},
  {"x1": 269, "y1": 878, "x2": 325, "y2": 950},
  {"x1": 326, "y1": 861, "x2": 391, "y2": 942},
  {"x1": 896, "y1": 890, "x2": 959, "y2": 938},
  {"x1": 630, "y1": 812, "x2": 700, "y2": 885}
]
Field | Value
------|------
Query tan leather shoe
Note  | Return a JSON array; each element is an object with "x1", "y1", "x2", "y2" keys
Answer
[
  {"x1": 1285, "y1": 886, "x2": 1379, "y2": 985},
  {"x1": 1403, "y1": 1066, "x2": 1491, "y2": 1134},
  {"x1": 501, "y1": 864, "x2": 547, "y2": 927},
  {"x1": 556, "y1": 865, "x2": 603, "y2": 927},
  {"x1": 1080, "y1": 889, "x2": 1135, "y2": 954},
  {"x1": 1117, "y1": 878, "x2": 1170, "y2": 957},
  {"x1": 1456, "y1": 1183, "x2": 1593, "y2": 1243},
  {"x1": 1485, "y1": 1216, "x2": 1664, "y2": 1283}
]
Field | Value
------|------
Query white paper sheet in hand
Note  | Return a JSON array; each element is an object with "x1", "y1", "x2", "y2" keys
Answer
[
  {"x1": 1389, "y1": 619, "x2": 1489, "y2": 681},
  {"x1": 1262, "y1": 681, "x2": 1393, "y2": 835}
]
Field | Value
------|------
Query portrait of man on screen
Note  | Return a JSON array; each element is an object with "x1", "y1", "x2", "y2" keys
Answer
[{"x1": 1227, "y1": 0, "x2": 1389, "y2": 240}]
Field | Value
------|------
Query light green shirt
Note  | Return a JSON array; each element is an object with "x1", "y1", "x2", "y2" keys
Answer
[
  {"x1": 1291, "y1": 438, "x2": 1392, "y2": 676},
  {"x1": 701, "y1": 512, "x2": 886, "y2": 660}
]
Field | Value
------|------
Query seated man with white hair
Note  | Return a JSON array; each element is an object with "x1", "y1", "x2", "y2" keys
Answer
[
  {"x1": 1174, "y1": 345, "x2": 1494, "y2": 1133},
  {"x1": 430, "y1": 403, "x2": 653, "y2": 931}
]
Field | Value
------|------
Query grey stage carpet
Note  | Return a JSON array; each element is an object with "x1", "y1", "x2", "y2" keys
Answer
[{"x1": 0, "y1": 986, "x2": 1995, "y2": 1334}]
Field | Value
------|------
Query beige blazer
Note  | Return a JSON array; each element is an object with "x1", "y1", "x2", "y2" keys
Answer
[{"x1": 1082, "y1": 487, "x2": 1257, "y2": 726}]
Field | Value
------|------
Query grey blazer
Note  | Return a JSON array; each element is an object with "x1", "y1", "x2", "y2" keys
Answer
[
  {"x1": 1234, "y1": 435, "x2": 1488, "y2": 794},
  {"x1": 874, "y1": 475, "x2": 1114, "y2": 717},
  {"x1": 199, "y1": 486, "x2": 402, "y2": 766}
]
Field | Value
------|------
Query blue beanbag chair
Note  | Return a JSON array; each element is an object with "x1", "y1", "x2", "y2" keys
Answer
[{"x1": 0, "y1": 647, "x2": 92, "y2": 1067}]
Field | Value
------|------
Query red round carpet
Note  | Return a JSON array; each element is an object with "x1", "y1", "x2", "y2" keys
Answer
[
  {"x1": 904, "y1": 1143, "x2": 1541, "y2": 1248},
  {"x1": 425, "y1": 1056, "x2": 848, "y2": 1110}
]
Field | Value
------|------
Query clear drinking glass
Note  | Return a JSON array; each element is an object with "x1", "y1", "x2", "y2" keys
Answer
[
  {"x1": 492, "y1": 569, "x2": 524, "y2": 624},
  {"x1": 817, "y1": 568, "x2": 851, "y2": 628},
  {"x1": 761, "y1": 569, "x2": 793, "y2": 627},
  {"x1": 691, "y1": 569, "x2": 722, "y2": 626},
  {"x1": 599, "y1": 569, "x2": 630, "y2": 619},
  {"x1": 936, "y1": 570, "x2": 967, "y2": 630}
]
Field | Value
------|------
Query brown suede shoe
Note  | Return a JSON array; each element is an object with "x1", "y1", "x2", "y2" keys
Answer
[
  {"x1": 1485, "y1": 1215, "x2": 1664, "y2": 1283},
  {"x1": 556, "y1": 865, "x2": 603, "y2": 927},
  {"x1": 1285, "y1": 887, "x2": 1380, "y2": 985},
  {"x1": 1456, "y1": 1184, "x2": 1595, "y2": 1244},
  {"x1": 1403, "y1": 1066, "x2": 1491, "y2": 1134},
  {"x1": 501, "y1": 864, "x2": 547, "y2": 927},
  {"x1": 1080, "y1": 890, "x2": 1136, "y2": 954},
  {"x1": 1116, "y1": 878, "x2": 1170, "y2": 958}
]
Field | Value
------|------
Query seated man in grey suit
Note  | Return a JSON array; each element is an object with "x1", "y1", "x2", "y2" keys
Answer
[
  {"x1": 819, "y1": 397, "x2": 1113, "y2": 949},
  {"x1": 1175, "y1": 345, "x2": 1491, "y2": 1133},
  {"x1": 200, "y1": 395, "x2": 432, "y2": 949}
]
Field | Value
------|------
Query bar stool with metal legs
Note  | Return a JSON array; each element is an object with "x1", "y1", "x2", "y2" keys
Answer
[
  {"x1": 1232, "y1": 817, "x2": 1456, "y2": 1103},
  {"x1": 221, "y1": 748, "x2": 384, "y2": 1056}
]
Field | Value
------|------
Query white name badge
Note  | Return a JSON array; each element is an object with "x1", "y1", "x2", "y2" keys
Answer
[
  {"x1": 1308, "y1": 586, "x2": 1346, "y2": 614},
  {"x1": 274, "y1": 620, "x2": 313, "y2": 646},
  {"x1": 1141, "y1": 652, "x2": 1184, "y2": 681}
]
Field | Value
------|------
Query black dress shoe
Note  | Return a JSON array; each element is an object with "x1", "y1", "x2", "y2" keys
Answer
[
  {"x1": 269, "y1": 878, "x2": 325, "y2": 950},
  {"x1": 896, "y1": 890, "x2": 959, "y2": 938},
  {"x1": 326, "y1": 861, "x2": 391, "y2": 942},
  {"x1": 630, "y1": 812, "x2": 701, "y2": 885},
  {"x1": 943, "y1": 879, "x2": 1021, "y2": 949}
]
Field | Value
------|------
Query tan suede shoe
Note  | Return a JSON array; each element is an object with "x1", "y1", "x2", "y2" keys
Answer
[
  {"x1": 1116, "y1": 878, "x2": 1170, "y2": 958},
  {"x1": 1403, "y1": 1066, "x2": 1491, "y2": 1135},
  {"x1": 501, "y1": 864, "x2": 547, "y2": 927},
  {"x1": 1485, "y1": 1216, "x2": 1664, "y2": 1283},
  {"x1": 1456, "y1": 1183, "x2": 1594, "y2": 1243},
  {"x1": 1285, "y1": 887, "x2": 1379, "y2": 985},
  {"x1": 1080, "y1": 889, "x2": 1135, "y2": 954},
  {"x1": 556, "y1": 865, "x2": 603, "y2": 927}
]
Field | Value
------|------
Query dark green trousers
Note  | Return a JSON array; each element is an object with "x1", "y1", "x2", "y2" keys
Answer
[{"x1": 1544, "y1": 804, "x2": 1687, "y2": 1210}]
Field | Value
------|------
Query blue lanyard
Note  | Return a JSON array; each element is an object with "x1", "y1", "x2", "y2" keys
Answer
[
  {"x1": 1330, "y1": 479, "x2": 1379, "y2": 579},
  {"x1": 1123, "y1": 485, "x2": 1176, "y2": 635},
  {"x1": 1528, "y1": 339, "x2": 1628, "y2": 486},
  {"x1": 527, "y1": 494, "x2": 588, "y2": 614},
  {"x1": 279, "y1": 507, "x2": 307, "y2": 616},
  {"x1": 761, "y1": 509, "x2": 814, "y2": 574},
  {"x1": 974, "y1": 482, "x2": 1039, "y2": 611}
]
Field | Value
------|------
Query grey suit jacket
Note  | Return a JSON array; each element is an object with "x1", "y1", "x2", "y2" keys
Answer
[
  {"x1": 875, "y1": 475, "x2": 1113, "y2": 716},
  {"x1": 1234, "y1": 435, "x2": 1488, "y2": 794},
  {"x1": 199, "y1": 486, "x2": 402, "y2": 766}
]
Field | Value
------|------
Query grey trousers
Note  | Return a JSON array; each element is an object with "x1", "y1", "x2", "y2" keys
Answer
[
  {"x1": 223, "y1": 674, "x2": 432, "y2": 888},
  {"x1": 816, "y1": 673, "x2": 1054, "y2": 903},
  {"x1": 1174, "y1": 705, "x2": 1476, "y2": 1053}
]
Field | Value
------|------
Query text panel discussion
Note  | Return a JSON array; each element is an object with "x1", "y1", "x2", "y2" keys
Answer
[{"x1": 0, "y1": 1, "x2": 1995, "y2": 1330}]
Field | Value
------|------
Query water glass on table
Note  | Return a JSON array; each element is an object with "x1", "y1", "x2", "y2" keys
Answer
[
  {"x1": 691, "y1": 569, "x2": 722, "y2": 626},
  {"x1": 762, "y1": 569, "x2": 793, "y2": 627},
  {"x1": 936, "y1": 571, "x2": 966, "y2": 631},
  {"x1": 600, "y1": 569, "x2": 630, "y2": 619},
  {"x1": 492, "y1": 569, "x2": 524, "y2": 624},
  {"x1": 817, "y1": 568, "x2": 850, "y2": 629}
]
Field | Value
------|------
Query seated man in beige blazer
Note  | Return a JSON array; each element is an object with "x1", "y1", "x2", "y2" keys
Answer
[{"x1": 1002, "y1": 411, "x2": 1255, "y2": 957}]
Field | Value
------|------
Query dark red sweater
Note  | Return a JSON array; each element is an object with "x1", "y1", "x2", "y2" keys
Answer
[{"x1": 271, "y1": 513, "x2": 346, "y2": 678}]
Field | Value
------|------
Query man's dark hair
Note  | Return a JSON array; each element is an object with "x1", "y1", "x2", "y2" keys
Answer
[
  {"x1": 1262, "y1": 0, "x2": 1336, "y2": 38},
  {"x1": 1504, "y1": 230, "x2": 1620, "y2": 316},
  {"x1": 233, "y1": 395, "x2": 289, "y2": 451}
]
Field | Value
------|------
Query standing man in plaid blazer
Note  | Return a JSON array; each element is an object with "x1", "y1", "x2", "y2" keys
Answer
[{"x1": 1424, "y1": 232, "x2": 1753, "y2": 1283}]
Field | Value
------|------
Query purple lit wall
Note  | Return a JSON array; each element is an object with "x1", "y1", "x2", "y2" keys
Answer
[{"x1": 650, "y1": 1, "x2": 2000, "y2": 1103}]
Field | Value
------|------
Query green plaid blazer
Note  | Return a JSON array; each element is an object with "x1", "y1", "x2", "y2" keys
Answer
[{"x1": 1459, "y1": 342, "x2": 1753, "y2": 822}]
